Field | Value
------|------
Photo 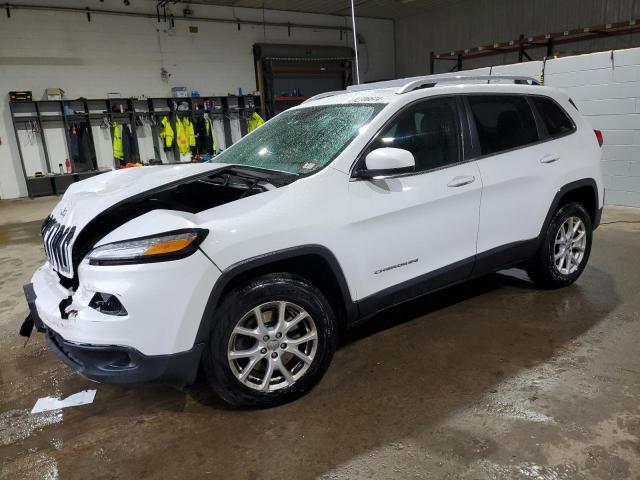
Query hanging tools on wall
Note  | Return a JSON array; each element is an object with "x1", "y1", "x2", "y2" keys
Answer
[{"x1": 24, "y1": 120, "x2": 40, "y2": 145}]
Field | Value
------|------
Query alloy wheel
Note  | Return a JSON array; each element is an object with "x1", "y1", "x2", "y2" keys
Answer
[
  {"x1": 227, "y1": 301, "x2": 318, "y2": 391},
  {"x1": 554, "y1": 216, "x2": 586, "y2": 275}
]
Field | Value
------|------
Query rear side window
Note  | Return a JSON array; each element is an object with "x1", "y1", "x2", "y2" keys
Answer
[
  {"x1": 531, "y1": 96, "x2": 575, "y2": 137},
  {"x1": 468, "y1": 95, "x2": 538, "y2": 156}
]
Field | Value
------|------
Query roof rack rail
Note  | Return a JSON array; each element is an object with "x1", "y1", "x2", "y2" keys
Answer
[
  {"x1": 396, "y1": 75, "x2": 540, "y2": 94},
  {"x1": 302, "y1": 90, "x2": 345, "y2": 104}
]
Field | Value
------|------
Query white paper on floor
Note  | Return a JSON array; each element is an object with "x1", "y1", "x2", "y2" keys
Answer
[{"x1": 31, "y1": 390, "x2": 97, "y2": 414}]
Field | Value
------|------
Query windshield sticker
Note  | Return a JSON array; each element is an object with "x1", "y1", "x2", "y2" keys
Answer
[
  {"x1": 300, "y1": 161, "x2": 318, "y2": 171},
  {"x1": 353, "y1": 96, "x2": 386, "y2": 103}
]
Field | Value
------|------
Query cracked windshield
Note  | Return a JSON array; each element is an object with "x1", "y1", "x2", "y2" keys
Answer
[{"x1": 215, "y1": 104, "x2": 385, "y2": 174}]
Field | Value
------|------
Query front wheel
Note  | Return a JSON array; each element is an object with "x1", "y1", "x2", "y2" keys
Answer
[
  {"x1": 527, "y1": 202, "x2": 593, "y2": 289},
  {"x1": 202, "y1": 273, "x2": 337, "y2": 408}
]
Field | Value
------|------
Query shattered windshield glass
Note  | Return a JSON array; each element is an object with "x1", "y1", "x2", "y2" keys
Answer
[{"x1": 215, "y1": 104, "x2": 385, "y2": 175}]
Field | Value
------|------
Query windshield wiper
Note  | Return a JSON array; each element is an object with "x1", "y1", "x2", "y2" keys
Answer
[{"x1": 239, "y1": 178, "x2": 264, "y2": 199}]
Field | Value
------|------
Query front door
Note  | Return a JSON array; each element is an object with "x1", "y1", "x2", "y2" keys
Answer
[{"x1": 347, "y1": 96, "x2": 482, "y2": 313}]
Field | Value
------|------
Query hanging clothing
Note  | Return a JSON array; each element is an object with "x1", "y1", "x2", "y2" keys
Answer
[
  {"x1": 70, "y1": 122, "x2": 96, "y2": 172},
  {"x1": 114, "y1": 124, "x2": 138, "y2": 166},
  {"x1": 121, "y1": 123, "x2": 139, "y2": 165},
  {"x1": 113, "y1": 124, "x2": 124, "y2": 162},
  {"x1": 176, "y1": 117, "x2": 195, "y2": 155},
  {"x1": 195, "y1": 115, "x2": 218, "y2": 155},
  {"x1": 69, "y1": 124, "x2": 80, "y2": 164},
  {"x1": 159, "y1": 116, "x2": 174, "y2": 151},
  {"x1": 208, "y1": 116, "x2": 218, "y2": 153},
  {"x1": 188, "y1": 119, "x2": 196, "y2": 150},
  {"x1": 247, "y1": 112, "x2": 265, "y2": 133}
]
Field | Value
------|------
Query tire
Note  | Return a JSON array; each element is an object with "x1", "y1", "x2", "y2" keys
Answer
[
  {"x1": 527, "y1": 202, "x2": 593, "y2": 289},
  {"x1": 202, "y1": 273, "x2": 337, "y2": 408}
]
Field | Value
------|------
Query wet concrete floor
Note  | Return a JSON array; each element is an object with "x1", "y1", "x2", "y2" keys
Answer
[{"x1": 1, "y1": 197, "x2": 639, "y2": 479}]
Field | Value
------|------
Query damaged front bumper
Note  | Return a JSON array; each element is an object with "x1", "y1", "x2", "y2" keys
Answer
[
  {"x1": 44, "y1": 326, "x2": 204, "y2": 386},
  {"x1": 24, "y1": 251, "x2": 220, "y2": 387}
]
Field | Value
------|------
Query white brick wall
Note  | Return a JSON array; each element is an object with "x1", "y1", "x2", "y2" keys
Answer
[
  {"x1": 548, "y1": 50, "x2": 640, "y2": 207},
  {"x1": 464, "y1": 48, "x2": 640, "y2": 207}
]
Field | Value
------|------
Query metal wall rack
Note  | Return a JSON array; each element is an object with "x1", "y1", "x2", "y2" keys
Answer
[
  {"x1": 9, "y1": 94, "x2": 261, "y2": 198},
  {"x1": 430, "y1": 18, "x2": 640, "y2": 74}
]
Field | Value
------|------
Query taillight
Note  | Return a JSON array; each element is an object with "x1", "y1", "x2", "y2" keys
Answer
[{"x1": 594, "y1": 129, "x2": 603, "y2": 147}]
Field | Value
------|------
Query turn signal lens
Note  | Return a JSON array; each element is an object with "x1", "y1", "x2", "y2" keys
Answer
[
  {"x1": 87, "y1": 229, "x2": 208, "y2": 265},
  {"x1": 142, "y1": 236, "x2": 197, "y2": 256}
]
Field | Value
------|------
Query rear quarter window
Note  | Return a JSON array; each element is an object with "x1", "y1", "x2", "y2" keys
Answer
[{"x1": 530, "y1": 96, "x2": 576, "y2": 138}]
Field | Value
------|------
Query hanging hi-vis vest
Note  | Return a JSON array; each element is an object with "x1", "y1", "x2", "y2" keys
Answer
[
  {"x1": 176, "y1": 117, "x2": 195, "y2": 155},
  {"x1": 187, "y1": 118, "x2": 196, "y2": 148},
  {"x1": 247, "y1": 112, "x2": 265, "y2": 133},
  {"x1": 113, "y1": 124, "x2": 123, "y2": 160},
  {"x1": 159, "y1": 116, "x2": 174, "y2": 148}
]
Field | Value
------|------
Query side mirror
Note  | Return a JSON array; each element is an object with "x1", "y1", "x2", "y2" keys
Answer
[{"x1": 355, "y1": 147, "x2": 415, "y2": 179}]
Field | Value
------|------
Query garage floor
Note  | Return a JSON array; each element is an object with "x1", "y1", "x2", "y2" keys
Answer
[{"x1": 1, "y1": 197, "x2": 639, "y2": 480}]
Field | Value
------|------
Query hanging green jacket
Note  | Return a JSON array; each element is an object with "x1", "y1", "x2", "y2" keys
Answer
[
  {"x1": 247, "y1": 112, "x2": 265, "y2": 133},
  {"x1": 113, "y1": 124, "x2": 123, "y2": 161}
]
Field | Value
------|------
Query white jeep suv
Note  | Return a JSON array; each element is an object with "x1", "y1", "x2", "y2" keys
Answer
[{"x1": 23, "y1": 75, "x2": 604, "y2": 408}]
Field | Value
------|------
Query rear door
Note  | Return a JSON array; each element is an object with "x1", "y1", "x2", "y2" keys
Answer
[{"x1": 466, "y1": 94, "x2": 566, "y2": 263}]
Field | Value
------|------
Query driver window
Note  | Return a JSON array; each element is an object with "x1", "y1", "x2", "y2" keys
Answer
[{"x1": 369, "y1": 97, "x2": 463, "y2": 173}]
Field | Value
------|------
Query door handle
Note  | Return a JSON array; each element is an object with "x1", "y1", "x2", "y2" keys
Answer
[
  {"x1": 447, "y1": 175, "x2": 475, "y2": 187},
  {"x1": 540, "y1": 154, "x2": 560, "y2": 164}
]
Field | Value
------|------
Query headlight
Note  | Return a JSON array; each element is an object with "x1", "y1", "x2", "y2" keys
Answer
[{"x1": 87, "y1": 229, "x2": 208, "y2": 265}]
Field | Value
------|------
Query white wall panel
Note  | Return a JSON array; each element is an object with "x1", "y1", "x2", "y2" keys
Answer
[
  {"x1": 579, "y1": 99, "x2": 637, "y2": 116},
  {"x1": 612, "y1": 64, "x2": 640, "y2": 82},
  {"x1": 545, "y1": 51, "x2": 614, "y2": 74},
  {"x1": 601, "y1": 130, "x2": 636, "y2": 145},
  {"x1": 491, "y1": 61, "x2": 543, "y2": 77},
  {"x1": 605, "y1": 189, "x2": 640, "y2": 205},
  {"x1": 602, "y1": 160, "x2": 631, "y2": 176},
  {"x1": 613, "y1": 47, "x2": 640, "y2": 66},
  {"x1": 545, "y1": 69, "x2": 614, "y2": 88},
  {"x1": 588, "y1": 114, "x2": 640, "y2": 130},
  {"x1": 602, "y1": 145, "x2": 640, "y2": 161}
]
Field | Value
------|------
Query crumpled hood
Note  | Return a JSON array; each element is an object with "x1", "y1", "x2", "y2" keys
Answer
[
  {"x1": 44, "y1": 163, "x2": 229, "y2": 279},
  {"x1": 51, "y1": 163, "x2": 227, "y2": 230}
]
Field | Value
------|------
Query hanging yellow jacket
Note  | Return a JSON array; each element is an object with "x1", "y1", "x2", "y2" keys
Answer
[
  {"x1": 247, "y1": 112, "x2": 265, "y2": 133},
  {"x1": 187, "y1": 118, "x2": 196, "y2": 148},
  {"x1": 176, "y1": 117, "x2": 195, "y2": 155},
  {"x1": 113, "y1": 124, "x2": 123, "y2": 160},
  {"x1": 159, "y1": 116, "x2": 174, "y2": 148}
]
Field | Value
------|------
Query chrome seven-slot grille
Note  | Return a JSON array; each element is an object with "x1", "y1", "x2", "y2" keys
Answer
[{"x1": 41, "y1": 215, "x2": 76, "y2": 277}]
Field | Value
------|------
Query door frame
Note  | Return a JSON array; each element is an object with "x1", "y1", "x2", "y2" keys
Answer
[{"x1": 349, "y1": 94, "x2": 475, "y2": 180}]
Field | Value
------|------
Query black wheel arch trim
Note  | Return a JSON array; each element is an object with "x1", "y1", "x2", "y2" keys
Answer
[
  {"x1": 538, "y1": 178, "x2": 601, "y2": 239},
  {"x1": 193, "y1": 244, "x2": 358, "y2": 346}
]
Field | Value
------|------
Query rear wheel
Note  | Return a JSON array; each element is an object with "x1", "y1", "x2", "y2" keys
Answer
[
  {"x1": 527, "y1": 202, "x2": 592, "y2": 289},
  {"x1": 202, "y1": 273, "x2": 337, "y2": 408}
]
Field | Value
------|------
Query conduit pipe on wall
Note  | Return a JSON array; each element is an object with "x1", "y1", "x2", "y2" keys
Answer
[{"x1": 3, "y1": 2, "x2": 356, "y2": 34}]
